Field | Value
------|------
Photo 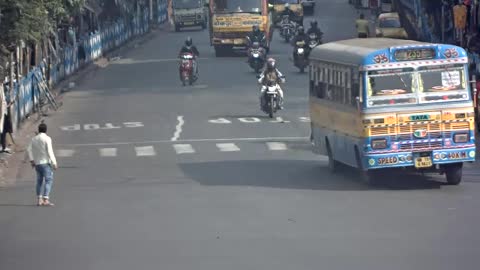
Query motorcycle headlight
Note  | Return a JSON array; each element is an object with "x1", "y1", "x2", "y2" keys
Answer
[
  {"x1": 298, "y1": 48, "x2": 304, "y2": 53},
  {"x1": 253, "y1": 53, "x2": 260, "y2": 57},
  {"x1": 371, "y1": 139, "x2": 387, "y2": 149},
  {"x1": 453, "y1": 133, "x2": 468, "y2": 143}
]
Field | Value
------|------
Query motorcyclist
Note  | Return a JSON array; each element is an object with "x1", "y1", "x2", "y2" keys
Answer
[
  {"x1": 258, "y1": 58, "x2": 285, "y2": 110},
  {"x1": 306, "y1": 20, "x2": 323, "y2": 43},
  {"x1": 247, "y1": 25, "x2": 266, "y2": 48},
  {"x1": 292, "y1": 26, "x2": 310, "y2": 60},
  {"x1": 280, "y1": 3, "x2": 297, "y2": 24},
  {"x1": 178, "y1": 37, "x2": 200, "y2": 77}
]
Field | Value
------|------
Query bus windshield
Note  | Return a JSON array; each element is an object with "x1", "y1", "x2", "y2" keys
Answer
[
  {"x1": 214, "y1": 0, "x2": 262, "y2": 13},
  {"x1": 367, "y1": 68, "x2": 417, "y2": 107},
  {"x1": 173, "y1": 0, "x2": 202, "y2": 9},
  {"x1": 366, "y1": 65, "x2": 469, "y2": 107},
  {"x1": 379, "y1": 18, "x2": 401, "y2": 28}
]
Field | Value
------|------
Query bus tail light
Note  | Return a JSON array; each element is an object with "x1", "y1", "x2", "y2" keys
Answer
[
  {"x1": 371, "y1": 139, "x2": 388, "y2": 149},
  {"x1": 453, "y1": 133, "x2": 468, "y2": 143}
]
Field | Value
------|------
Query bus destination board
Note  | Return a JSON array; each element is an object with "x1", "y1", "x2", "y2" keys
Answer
[{"x1": 394, "y1": 48, "x2": 436, "y2": 61}]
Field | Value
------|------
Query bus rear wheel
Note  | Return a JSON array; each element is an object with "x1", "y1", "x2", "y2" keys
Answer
[
  {"x1": 326, "y1": 141, "x2": 338, "y2": 173},
  {"x1": 444, "y1": 163, "x2": 463, "y2": 185}
]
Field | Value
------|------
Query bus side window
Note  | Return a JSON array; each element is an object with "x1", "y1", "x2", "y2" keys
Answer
[
  {"x1": 316, "y1": 65, "x2": 326, "y2": 99},
  {"x1": 351, "y1": 71, "x2": 360, "y2": 106}
]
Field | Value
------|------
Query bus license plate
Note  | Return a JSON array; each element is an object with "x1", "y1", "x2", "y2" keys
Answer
[{"x1": 415, "y1": 157, "x2": 432, "y2": 168}]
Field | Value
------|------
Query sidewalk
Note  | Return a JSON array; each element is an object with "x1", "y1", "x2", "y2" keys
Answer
[{"x1": 0, "y1": 24, "x2": 167, "y2": 188}]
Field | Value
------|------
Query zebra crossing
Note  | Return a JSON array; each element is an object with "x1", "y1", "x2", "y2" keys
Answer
[{"x1": 55, "y1": 141, "x2": 308, "y2": 158}]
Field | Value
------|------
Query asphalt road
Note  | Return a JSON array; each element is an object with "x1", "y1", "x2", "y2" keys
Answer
[{"x1": 1, "y1": 1, "x2": 480, "y2": 270}]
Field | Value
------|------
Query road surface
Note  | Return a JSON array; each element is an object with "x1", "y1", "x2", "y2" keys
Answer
[{"x1": 1, "y1": 1, "x2": 480, "y2": 270}]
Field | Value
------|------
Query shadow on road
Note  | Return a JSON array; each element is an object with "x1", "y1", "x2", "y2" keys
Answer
[{"x1": 180, "y1": 160, "x2": 445, "y2": 191}]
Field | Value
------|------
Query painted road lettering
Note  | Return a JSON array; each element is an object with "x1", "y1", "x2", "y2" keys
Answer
[
  {"x1": 238, "y1": 117, "x2": 261, "y2": 123},
  {"x1": 208, "y1": 117, "x2": 307, "y2": 124},
  {"x1": 60, "y1": 122, "x2": 144, "y2": 131},
  {"x1": 208, "y1": 118, "x2": 232, "y2": 124}
]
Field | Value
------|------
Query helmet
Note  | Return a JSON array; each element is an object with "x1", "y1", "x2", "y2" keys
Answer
[
  {"x1": 298, "y1": 26, "x2": 304, "y2": 34},
  {"x1": 284, "y1": 3, "x2": 290, "y2": 9},
  {"x1": 252, "y1": 25, "x2": 260, "y2": 33},
  {"x1": 185, "y1": 37, "x2": 192, "y2": 46},
  {"x1": 310, "y1": 20, "x2": 318, "y2": 28},
  {"x1": 266, "y1": 58, "x2": 276, "y2": 70}
]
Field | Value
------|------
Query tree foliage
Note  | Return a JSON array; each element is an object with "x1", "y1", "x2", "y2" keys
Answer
[{"x1": 0, "y1": 0, "x2": 85, "y2": 51}]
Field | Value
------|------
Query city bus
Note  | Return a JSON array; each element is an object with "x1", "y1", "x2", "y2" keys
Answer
[{"x1": 309, "y1": 38, "x2": 476, "y2": 185}]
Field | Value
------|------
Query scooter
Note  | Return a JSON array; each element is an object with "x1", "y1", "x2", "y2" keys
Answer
[{"x1": 179, "y1": 53, "x2": 197, "y2": 86}]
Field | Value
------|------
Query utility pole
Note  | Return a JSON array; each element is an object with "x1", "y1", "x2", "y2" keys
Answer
[{"x1": 149, "y1": 0, "x2": 153, "y2": 21}]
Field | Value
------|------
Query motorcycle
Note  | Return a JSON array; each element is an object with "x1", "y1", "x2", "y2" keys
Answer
[
  {"x1": 179, "y1": 53, "x2": 197, "y2": 86},
  {"x1": 257, "y1": 75, "x2": 285, "y2": 118},
  {"x1": 247, "y1": 41, "x2": 266, "y2": 73},
  {"x1": 279, "y1": 16, "x2": 295, "y2": 43},
  {"x1": 308, "y1": 32, "x2": 321, "y2": 50},
  {"x1": 293, "y1": 40, "x2": 308, "y2": 73}
]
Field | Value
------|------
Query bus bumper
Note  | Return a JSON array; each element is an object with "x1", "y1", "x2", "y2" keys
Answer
[{"x1": 363, "y1": 147, "x2": 476, "y2": 170}]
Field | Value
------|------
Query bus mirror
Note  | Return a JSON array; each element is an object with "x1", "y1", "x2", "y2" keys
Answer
[{"x1": 355, "y1": 96, "x2": 362, "y2": 111}]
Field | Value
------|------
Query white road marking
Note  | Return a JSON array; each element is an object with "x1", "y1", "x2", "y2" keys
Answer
[
  {"x1": 238, "y1": 117, "x2": 261, "y2": 123},
  {"x1": 208, "y1": 118, "x2": 232, "y2": 124},
  {"x1": 266, "y1": 142, "x2": 288, "y2": 151},
  {"x1": 171, "y1": 115, "x2": 185, "y2": 141},
  {"x1": 216, "y1": 143, "x2": 240, "y2": 152},
  {"x1": 60, "y1": 122, "x2": 144, "y2": 131},
  {"x1": 60, "y1": 124, "x2": 81, "y2": 131},
  {"x1": 84, "y1": 124, "x2": 101, "y2": 130},
  {"x1": 135, "y1": 146, "x2": 156, "y2": 156},
  {"x1": 173, "y1": 144, "x2": 195, "y2": 154},
  {"x1": 59, "y1": 137, "x2": 309, "y2": 147},
  {"x1": 99, "y1": 148, "x2": 117, "y2": 157},
  {"x1": 111, "y1": 57, "x2": 210, "y2": 65},
  {"x1": 270, "y1": 117, "x2": 290, "y2": 123},
  {"x1": 56, "y1": 149, "x2": 75, "y2": 157}
]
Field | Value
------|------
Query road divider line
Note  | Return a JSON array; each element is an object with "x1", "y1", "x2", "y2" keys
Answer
[
  {"x1": 59, "y1": 136, "x2": 309, "y2": 147},
  {"x1": 266, "y1": 142, "x2": 288, "y2": 151},
  {"x1": 171, "y1": 116, "x2": 184, "y2": 141},
  {"x1": 173, "y1": 144, "x2": 195, "y2": 154},
  {"x1": 99, "y1": 148, "x2": 117, "y2": 157},
  {"x1": 216, "y1": 143, "x2": 240, "y2": 152},
  {"x1": 135, "y1": 146, "x2": 156, "y2": 156},
  {"x1": 56, "y1": 149, "x2": 75, "y2": 157}
]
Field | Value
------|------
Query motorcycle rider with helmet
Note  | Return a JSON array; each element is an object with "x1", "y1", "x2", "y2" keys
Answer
[
  {"x1": 178, "y1": 37, "x2": 200, "y2": 78},
  {"x1": 247, "y1": 25, "x2": 267, "y2": 49},
  {"x1": 258, "y1": 58, "x2": 285, "y2": 110},
  {"x1": 306, "y1": 20, "x2": 323, "y2": 43},
  {"x1": 292, "y1": 26, "x2": 310, "y2": 60},
  {"x1": 280, "y1": 3, "x2": 298, "y2": 25}
]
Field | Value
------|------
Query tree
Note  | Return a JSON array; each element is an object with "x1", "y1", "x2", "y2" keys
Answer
[{"x1": 0, "y1": 0, "x2": 85, "y2": 82}]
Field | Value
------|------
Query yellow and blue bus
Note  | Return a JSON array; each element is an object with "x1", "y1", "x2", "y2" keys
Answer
[{"x1": 309, "y1": 38, "x2": 476, "y2": 185}]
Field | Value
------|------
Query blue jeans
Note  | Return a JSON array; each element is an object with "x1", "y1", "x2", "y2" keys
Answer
[{"x1": 35, "y1": 164, "x2": 54, "y2": 198}]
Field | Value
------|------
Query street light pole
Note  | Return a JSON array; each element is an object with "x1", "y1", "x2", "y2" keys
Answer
[{"x1": 149, "y1": 0, "x2": 153, "y2": 21}]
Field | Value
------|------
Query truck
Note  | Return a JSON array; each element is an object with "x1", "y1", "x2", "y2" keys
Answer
[
  {"x1": 269, "y1": 0, "x2": 304, "y2": 26},
  {"x1": 207, "y1": 0, "x2": 273, "y2": 57},
  {"x1": 171, "y1": 0, "x2": 208, "y2": 31}
]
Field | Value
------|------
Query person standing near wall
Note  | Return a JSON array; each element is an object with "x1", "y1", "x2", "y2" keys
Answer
[
  {"x1": 1, "y1": 81, "x2": 14, "y2": 154},
  {"x1": 356, "y1": 14, "x2": 370, "y2": 38},
  {"x1": 453, "y1": 1, "x2": 468, "y2": 46}
]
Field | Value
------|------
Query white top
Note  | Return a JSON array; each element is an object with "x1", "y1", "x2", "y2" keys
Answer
[{"x1": 27, "y1": 133, "x2": 57, "y2": 167}]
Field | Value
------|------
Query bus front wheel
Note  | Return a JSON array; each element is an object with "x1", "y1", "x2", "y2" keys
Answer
[
  {"x1": 326, "y1": 141, "x2": 338, "y2": 173},
  {"x1": 355, "y1": 147, "x2": 380, "y2": 186},
  {"x1": 444, "y1": 163, "x2": 463, "y2": 185}
]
